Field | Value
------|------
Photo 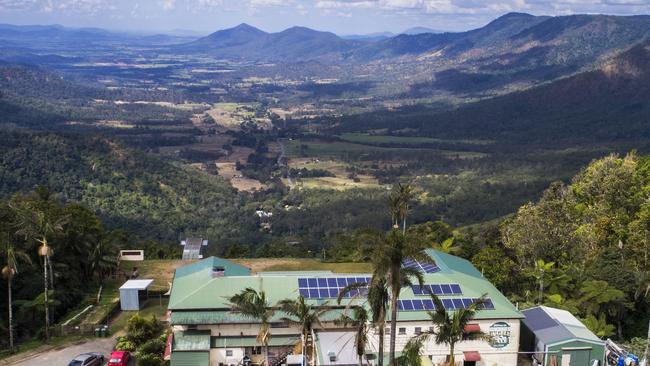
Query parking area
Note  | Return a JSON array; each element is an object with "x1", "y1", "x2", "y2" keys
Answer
[{"x1": 9, "y1": 337, "x2": 116, "y2": 366}]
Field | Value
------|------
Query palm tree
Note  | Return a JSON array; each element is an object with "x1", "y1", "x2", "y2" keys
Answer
[
  {"x1": 90, "y1": 237, "x2": 119, "y2": 283},
  {"x1": 388, "y1": 183, "x2": 415, "y2": 233},
  {"x1": 373, "y1": 230, "x2": 429, "y2": 366},
  {"x1": 11, "y1": 200, "x2": 66, "y2": 341},
  {"x1": 1, "y1": 235, "x2": 31, "y2": 352},
  {"x1": 335, "y1": 306, "x2": 369, "y2": 366},
  {"x1": 338, "y1": 276, "x2": 390, "y2": 366},
  {"x1": 278, "y1": 296, "x2": 330, "y2": 366},
  {"x1": 411, "y1": 294, "x2": 489, "y2": 366},
  {"x1": 228, "y1": 288, "x2": 275, "y2": 366},
  {"x1": 435, "y1": 238, "x2": 460, "y2": 255}
]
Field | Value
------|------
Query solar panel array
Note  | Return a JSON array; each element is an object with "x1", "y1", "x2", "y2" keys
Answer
[
  {"x1": 412, "y1": 284, "x2": 462, "y2": 296},
  {"x1": 298, "y1": 277, "x2": 371, "y2": 299},
  {"x1": 403, "y1": 259, "x2": 440, "y2": 273},
  {"x1": 398, "y1": 298, "x2": 495, "y2": 311},
  {"x1": 181, "y1": 237, "x2": 206, "y2": 260}
]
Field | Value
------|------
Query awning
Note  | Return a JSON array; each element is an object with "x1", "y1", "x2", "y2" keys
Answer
[
  {"x1": 164, "y1": 333, "x2": 173, "y2": 360},
  {"x1": 463, "y1": 324, "x2": 481, "y2": 333},
  {"x1": 463, "y1": 351, "x2": 481, "y2": 362},
  {"x1": 211, "y1": 335, "x2": 300, "y2": 348}
]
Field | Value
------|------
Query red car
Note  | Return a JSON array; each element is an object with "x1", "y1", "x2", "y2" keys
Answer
[{"x1": 108, "y1": 351, "x2": 131, "y2": 366}]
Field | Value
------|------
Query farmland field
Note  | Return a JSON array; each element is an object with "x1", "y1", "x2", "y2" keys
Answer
[{"x1": 339, "y1": 133, "x2": 494, "y2": 146}]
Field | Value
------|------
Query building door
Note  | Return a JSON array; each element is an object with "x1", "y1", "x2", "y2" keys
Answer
[
  {"x1": 463, "y1": 362, "x2": 476, "y2": 366},
  {"x1": 562, "y1": 349, "x2": 590, "y2": 366}
]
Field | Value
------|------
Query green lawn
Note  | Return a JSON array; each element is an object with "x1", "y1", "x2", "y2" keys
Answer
[
  {"x1": 110, "y1": 298, "x2": 169, "y2": 334},
  {"x1": 232, "y1": 258, "x2": 372, "y2": 273}
]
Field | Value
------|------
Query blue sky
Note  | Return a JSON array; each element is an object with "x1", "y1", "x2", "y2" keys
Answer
[{"x1": 0, "y1": 0, "x2": 649, "y2": 35}]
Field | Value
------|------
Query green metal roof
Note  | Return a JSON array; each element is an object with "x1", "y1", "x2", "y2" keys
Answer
[
  {"x1": 170, "y1": 351, "x2": 209, "y2": 366},
  {"x1": 211, "y1": 335, "x2": 300, "y2": 348},
  {"x1": 171, "y1": 309, "x2": 349, "y2": 325},
  {"x1": 173, "y1": 331, "x2": 211, "y2": 351},
  {"x1": 169, "y1": 251, "x2": 523, "y2": 320}
]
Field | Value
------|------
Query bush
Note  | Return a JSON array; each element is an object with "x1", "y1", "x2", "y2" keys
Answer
[
  {"x1": 126, "y1": 314, "x2": 162, "y2": 346},
  {"x1": 138, "y1": 353, "x2": 164, "y2": 366},
  {"x1": 115, "y1": 336, "x2": 136, "y2": 352},
  {"x1": 138, "y1": 338, "x2": 165, "y2": 356}
]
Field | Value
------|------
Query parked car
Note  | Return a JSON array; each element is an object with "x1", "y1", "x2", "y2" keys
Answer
[
  {"x1": 108, "y1": 351, "x2": 132, "y2": 366},
  {"x1": 68, "y1": 352, "x2": 104, "y2": 366}
]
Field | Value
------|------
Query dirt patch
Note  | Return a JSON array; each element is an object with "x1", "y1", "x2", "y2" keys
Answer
[{"x1": 216, "y1": 162, "x2": 265, "y2": 192}]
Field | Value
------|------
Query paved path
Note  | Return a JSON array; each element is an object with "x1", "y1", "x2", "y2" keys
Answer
[
  {"x1": 277, "y1": 138, "x2": 293, "y2": 187},
  {"x1": 7, "y1": 337, "x2": 115, "y2": 366}
]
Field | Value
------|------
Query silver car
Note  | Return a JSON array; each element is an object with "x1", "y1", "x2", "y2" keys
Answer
[{"x1": 68, "y1": 352, "x2": 105, "y2": 366}]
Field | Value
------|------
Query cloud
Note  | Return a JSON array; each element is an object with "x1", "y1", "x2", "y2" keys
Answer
[
  {"x1": 0, "y1": 0, "x2": 39, "y2": 10},
  {"x1": 161, "y1": 0, "x2": 175, "y2": 10}
]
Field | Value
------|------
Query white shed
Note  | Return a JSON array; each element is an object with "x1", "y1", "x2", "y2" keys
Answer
[{"x1": 119, "y1": 279, "x2": 154, "y2": 311}]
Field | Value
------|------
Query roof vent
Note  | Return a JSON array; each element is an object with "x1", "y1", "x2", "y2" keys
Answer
[{"x1": 212, "y1": 266, "x2": 225, "y2": 277}]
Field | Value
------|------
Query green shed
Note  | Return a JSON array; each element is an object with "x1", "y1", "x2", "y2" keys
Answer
[{"x1": 521, "y1": 306, "x2": 605, "y2": 366}]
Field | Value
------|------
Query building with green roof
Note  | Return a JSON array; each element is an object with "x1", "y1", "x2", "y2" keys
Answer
[
  {"x1": 520, "y1": 306, "x2": 605, "y2": 366},
  {"x1": 168, "y1": 249, "x2": 523, "y2": 366}
]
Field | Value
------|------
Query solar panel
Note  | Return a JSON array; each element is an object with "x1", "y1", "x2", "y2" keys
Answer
[
  {"x1": 297, "y1": 277, "x2": 370, "y2": 299},
  {"x1": 401, "y1": 259, "x2": 440, "y2": 273},
  {"x1": 397, "y1": 297, "x2": 495, "y2": 312},
  {"x1": 411, "y1": 284, "x2": 462, "y2": 296}
]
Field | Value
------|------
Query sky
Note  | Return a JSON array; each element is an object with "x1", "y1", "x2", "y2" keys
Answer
[{"x1": 0, "y1": 0, "x2": 649, "y2": 35}]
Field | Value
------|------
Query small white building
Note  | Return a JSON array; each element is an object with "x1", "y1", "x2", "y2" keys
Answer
[{"x1": 119, "y1": 279, "x2": 154, "y2": 311}]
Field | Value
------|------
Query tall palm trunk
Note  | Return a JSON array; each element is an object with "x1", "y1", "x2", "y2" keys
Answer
[
  {"x1": 48, "y1": 256, "x2": 54, "y2": 291},
  {"x1": 264, "y1": 344, "x2": 269, "y2": 366},
  {"x1": 377, "y1": 325, "x2": 385, "y2": 366},
  {"x1": 449, "y1": 344, "x2": 455, "y2": 366},
  {"x1": 389, "y1": 287, "x2": 399, "y2": 366},
  {"x1": 8, "y1": 275, "x2": 13, "y2": 352},
  {"x1": 43, "y1": 254, "x2": 50, "y2": 340}
]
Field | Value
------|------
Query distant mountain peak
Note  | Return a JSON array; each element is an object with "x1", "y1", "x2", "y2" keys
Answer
[
  {"x1": 233, "y1": 23, "x2": 261, "y2": 31},
  {"x1": 498, "y1": 12, "x2": 535, "y2": 19}
]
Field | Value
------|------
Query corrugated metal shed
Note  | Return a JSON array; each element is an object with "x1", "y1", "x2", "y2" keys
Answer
[
  {"x1": 170, "y1": 351, "x2": 209, "y2": 366},
  {"x1": 119, "y1": 279, "x2": 153, "y2": 310},
  {"x1": 521, "y1": 306, "x2": 605, "y2": 366}
]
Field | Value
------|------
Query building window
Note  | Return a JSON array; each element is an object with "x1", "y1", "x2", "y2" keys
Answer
[
  {"x1": 226, "y1": 350, "x2": 233, "y2": 357},
  {"x1": 385, "y1": 327, "x2": 391, "y2": 335},
  {"x1": 398, "y1": 327, "x2": 406, "y2": 335},
  {"x1": 429, "y1": 327, "x2": 434, "y2": 333},
  {"x1": 271, "y1": 322, "x2": 289, "y2": 328},
  {"x1": 415, "y1": 327, "x2": 422, "y2": 335},
  {"x1": 251, "y1": 347, "x2": 262, "y2": 355}
]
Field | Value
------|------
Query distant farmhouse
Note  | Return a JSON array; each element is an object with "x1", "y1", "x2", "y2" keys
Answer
[
  {"x1": 167, "y1": 250, "x2": 525, "y2": 366},
  {"x1": 180, "y1": 237, "x2": 209, "y2": 260}
]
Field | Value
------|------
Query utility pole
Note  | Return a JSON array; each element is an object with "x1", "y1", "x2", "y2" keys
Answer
[{"x1": 538, "y1": 268, "x2": 545, "y2": 305}]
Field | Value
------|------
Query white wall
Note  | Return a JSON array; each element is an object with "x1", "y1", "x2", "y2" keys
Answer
[
  {"x1": 211, "y1": 347, "x2": 245, "y2": 366},
  {"x1": 175, "y1": 318, "x2": 520, "y2": 366},
  {"x1": 365, "y1": 319, "x2": 520, "y2": 366}
]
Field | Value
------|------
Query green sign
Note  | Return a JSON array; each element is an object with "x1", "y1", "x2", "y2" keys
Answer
[{"x1": 489, "y1": 322, "x2": 511, "y2": 348}]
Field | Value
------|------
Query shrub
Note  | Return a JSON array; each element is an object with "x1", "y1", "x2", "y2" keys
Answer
[
  {"x1": 115, "y1": 337, "x2": 136, "y2": 352},
  {"x1": 138, "y1": 338, "x2": 165, "y2": 356},
  {"x1": 138, "y1": 353, "x2": 164, "y2": 366},
  {"x1": 126, "y1": 314, "x2": 162, "y2": 346}
]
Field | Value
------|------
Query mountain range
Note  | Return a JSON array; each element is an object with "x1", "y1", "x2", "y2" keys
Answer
[{"x1": 174, "y1": 12, "x2": 650, "y2": 66}]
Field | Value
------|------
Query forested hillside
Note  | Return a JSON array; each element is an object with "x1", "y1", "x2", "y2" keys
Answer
[
  {"x1": 329, "y1": 40, "x2": 650, "y2": 147},
  {"x1": 0, "y1": 131, "x2": 259, "y2": 245}
]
